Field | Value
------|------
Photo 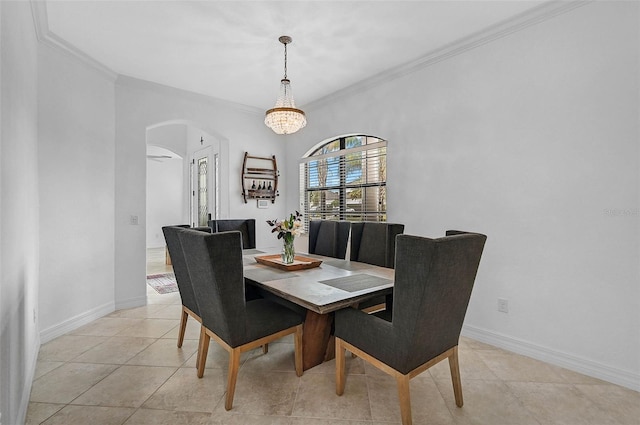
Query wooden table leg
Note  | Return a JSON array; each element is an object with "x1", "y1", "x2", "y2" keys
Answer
[{"x1": 302, "y1": 310, "x2": 333, "y2": 370}]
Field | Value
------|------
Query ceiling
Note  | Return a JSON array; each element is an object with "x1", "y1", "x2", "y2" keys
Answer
[{"x1": 44, "y1": 0, "x2": 547, "y2": 110}]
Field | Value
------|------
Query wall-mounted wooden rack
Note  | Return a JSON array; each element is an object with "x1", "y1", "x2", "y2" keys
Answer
[{"x1": 241, "y1": 152, "x2": 279, "y2": 204}]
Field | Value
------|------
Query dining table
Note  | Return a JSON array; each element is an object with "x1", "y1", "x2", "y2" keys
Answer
[{"x1": 242, "y1": 248, "x2": 394, "y2": 370}]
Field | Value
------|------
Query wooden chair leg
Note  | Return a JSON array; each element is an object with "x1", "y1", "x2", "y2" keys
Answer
[
  {"x1": 396, "y1": 374, "x2": 412, "y2": 425},
  {"x1": 195, "y1": 324, "x2": 203, "y2": 369},
  {"x1": 294, "y1": 324, "x2": 303, "y2": 377},
  {"x1": 225, "y1": 348, "x2": 242, "y2": 410},
  {"x1": 177, "y1": 308, "x2": 188, "y2": 347},
  {"x1": 335, "y1": 338, "x2": 346, "y2": 395},
  {"x1": 448, "y1": 345, "x2": 464, "y2": 407},
  {"x1": 197, "y1": 328, "x2": 210, "y2": 378},
  {"x1": 262, "y1": 344, "x2": 269, "y2": 354}
]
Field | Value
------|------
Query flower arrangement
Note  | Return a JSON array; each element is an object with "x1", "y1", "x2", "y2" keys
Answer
[
  {"x1": 267, "y1": 211, "x2": 302, "y2": 264},
  {"x1": 267, "y1": 211, "x2": 303, "y2": 242}
]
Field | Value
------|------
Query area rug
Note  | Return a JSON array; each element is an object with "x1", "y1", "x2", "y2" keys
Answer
[{"x1": 146, "y1": 273, "x2": 179, "y2": 294}]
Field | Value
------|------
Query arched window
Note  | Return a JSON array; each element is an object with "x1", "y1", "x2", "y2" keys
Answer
[{"x1": 299, "y1": 135, "x2": 387, "y2": 229}]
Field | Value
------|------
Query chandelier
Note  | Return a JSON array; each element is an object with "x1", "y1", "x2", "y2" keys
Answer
[{"x1": 265, "y1": 36, "x2": 307, "y2": 135}]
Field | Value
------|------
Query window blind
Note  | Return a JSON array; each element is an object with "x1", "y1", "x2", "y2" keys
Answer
[{"x1": 299, "y1": 137, "x2": 387, "y2": 231}]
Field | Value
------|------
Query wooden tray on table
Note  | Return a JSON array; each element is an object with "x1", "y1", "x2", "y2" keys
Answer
[{"x1": 255, "y1": 254, "x2": 322, "y2": 271}]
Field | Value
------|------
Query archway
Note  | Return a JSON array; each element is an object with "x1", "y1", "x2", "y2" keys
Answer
[{"x1": 144, "y1": 121, "x2": 227, "y2": 278}]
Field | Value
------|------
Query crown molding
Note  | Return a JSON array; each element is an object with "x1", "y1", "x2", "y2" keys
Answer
[
  {"x1": 30, "y1": 0, "x2": 118, "y2": 81},
  {"x1": 306, "y1": 0, "x2": 591, "y2": 111},
  {"x1": 29, "y1": 0, "x2": 261, "y2": 115},
  {"x1": 29, "y1": 0, "x2": 590, "y2": 113},
  {"x1": 115, "y1": 75, "x2": 264, "y2": 116}
]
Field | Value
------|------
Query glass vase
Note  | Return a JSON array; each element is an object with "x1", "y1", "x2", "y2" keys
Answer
[{"x1": 282, "y1": 236, "x2": 295, "y2": 264}]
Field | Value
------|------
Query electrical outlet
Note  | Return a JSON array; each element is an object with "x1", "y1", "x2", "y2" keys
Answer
[
  {"x1": 498, "y1": 298, "x2": 509, "y2": 313},
  {"x1": 130, "y1": 215, "x2": 139, "y2": 225}
]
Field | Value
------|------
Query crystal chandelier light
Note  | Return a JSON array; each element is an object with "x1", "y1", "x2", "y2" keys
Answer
[{"x1": 265, "y1": 36, "x2": 307, "y2": 135}]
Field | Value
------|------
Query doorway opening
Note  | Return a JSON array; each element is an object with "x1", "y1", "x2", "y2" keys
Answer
[{"x1": 145, "y1": 121, "x2": 222, "y2": 278}]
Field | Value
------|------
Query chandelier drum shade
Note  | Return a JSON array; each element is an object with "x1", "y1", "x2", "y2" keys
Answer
[{"x1": 265, "y1": 36, "x2": 307, "y2": 135}]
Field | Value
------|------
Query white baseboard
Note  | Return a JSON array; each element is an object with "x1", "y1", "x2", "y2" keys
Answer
[
  {"x1": 17, "y1": 333, "x2": 40, "y2": 425},
  {"x1": 39, "y1": 295, "x2": 147, "y2": 344},
  {"x1": 462, "y1": 325, "x2": 640, "y2": 392},
  {"x1": 39, "y1": 301, "x2": 115, "y2": 344},
  {"x1": 115, "y1": 295, "x2": 147, "y2": 311}
]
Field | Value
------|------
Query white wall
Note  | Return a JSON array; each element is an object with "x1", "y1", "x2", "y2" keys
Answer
[
  {"x1": 146, "y1": 156, "x2": 183, "y2": 248},
  {"x1": 38, "y1": 36, "x2": 116, "y2": 339},
  {"x1": 0, "y1": 2, "x2": 40, "y2": 423},
  {"x1": 114, "y1": 78, "x2": 287, "y2": 309},
  {"x1": 285, "y1": 1, "x2": 639, "y2": 389},
  {"x1": 147, "y1": 124, "x2": 192, "y2": 225}
]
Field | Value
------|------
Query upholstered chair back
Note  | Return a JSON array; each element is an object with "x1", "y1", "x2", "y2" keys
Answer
[
  {"x1": 208, "y1": 219, "x2": 256, "y2": 249},
  {"x1": 308, "y1": 220, "x2": 351, "y2": 259},
  {"x1": 350, "y1": 222, "x2": 405, "y2": 268},
  {"x1": 162, "y1": 225, "x2": 204, "y2": 315}
]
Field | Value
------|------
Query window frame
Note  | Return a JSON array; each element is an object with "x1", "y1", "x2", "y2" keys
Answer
[{"x1": 299, "y1": 135, "x2": 387, "y2": 230}]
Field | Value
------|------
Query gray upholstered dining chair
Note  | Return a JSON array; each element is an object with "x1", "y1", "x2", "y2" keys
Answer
[
  {"x1": 177, "y1": 229, "x2": 303, "y2": 410},
  {"x1": 161, "y1": 225, "x2": 211, "y2": 350},
  {"x1": 350, "y1": 222, "x2": 405, "y2": 311},
  {"x1": 335, "y1": 231, "x2": 487, "y2": 425},
  {"x1": 208, "y1": 218, "x2": 256, "y2": 249},
  {"x1": 308, "y1": 220, "x2": 351, "y2": 259}
]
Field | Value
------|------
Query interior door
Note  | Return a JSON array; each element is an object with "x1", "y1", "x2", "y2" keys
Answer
[{"x1": 190, "y1": 147, "x2": 217, "y2": 227}]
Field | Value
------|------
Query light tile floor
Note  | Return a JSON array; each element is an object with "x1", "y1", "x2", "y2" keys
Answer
[{"x1": 26, "y1": 249, "x2": 640, "y2": 424}]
